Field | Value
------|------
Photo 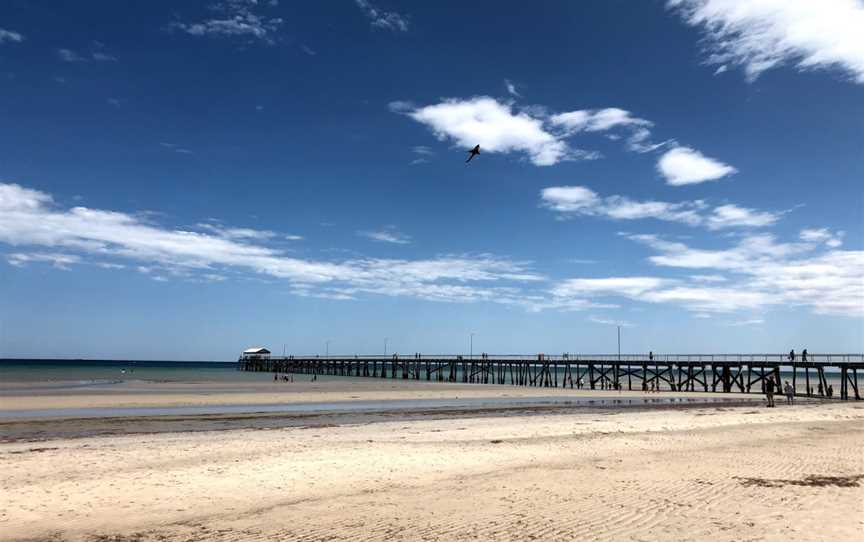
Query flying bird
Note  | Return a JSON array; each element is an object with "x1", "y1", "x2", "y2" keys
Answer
[{"x1": 465, "y1": 144, "x2": 480, "y2": 163}]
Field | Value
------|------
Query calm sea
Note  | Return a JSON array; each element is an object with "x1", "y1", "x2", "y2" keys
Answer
[{"x1": 0, "y1": 359, "x2": 247, "y2": 385}]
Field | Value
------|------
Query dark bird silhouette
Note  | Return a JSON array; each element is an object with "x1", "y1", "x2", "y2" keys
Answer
[{"x1": 466, "y1": 144, "x2": 480, "y2": 163}]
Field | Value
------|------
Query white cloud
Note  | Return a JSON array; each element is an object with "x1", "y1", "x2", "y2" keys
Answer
[
  {"x1": 626, "y1": 232, "x2": 864, "y2": 316},
  {"x1": 706, "y1": 204, "x2": 782, "y2": 229},
  {"x1": 657, "y1": 146, "x2": 737, "y2": 185},
  {"x1": 411, "y1": 146, "x2": 434, "y2": 164},
  {"x1": 285, "y1": 234, "x2": 304, "y2": 241},
  {"x1": 58, "y1": 47, "x2": 117, "y2": 63},
  {"x1": 800, "y1": 228, "x2": 844, "y2": 248},
  {"x1": 7, "y1": 252, "x2": 82, "y2": 270},
  {"x1": 588, "y1": 315, "x2": 633, "y2": 327},
  {"x1": 399, "y1": 97, "x2": 571, "y2": 166},
  {"x1": 412, "y1": 145, "x2": 434, "y2": 156},
  {"x1": 358, "y1": 227, "x2": 412, "y2": 245},
  {"x1": 355, "y1": 0, "x2": 409, "y2": 32},
  {"x1": 541, "y1": 186, "x2": 781, "y2": 230},
  {"x1": 0, "y1": 28, "x2": 24, "y2": 44},
  {"x1": 160, "y1": 142, "x2": 192, "y2": 154},
  {"x1": 657, "y1": 147, "x2": 737, "y2": 186},
  {"x1": 196, "y1": 223, "x2": 277, "y2": 240},
  {"x1": 639, "y1": 285, "x2": 770, "y2": 312},
  {"x1": 550, "y1": 108, "x2": 668, "y2": 153},
  {"x1": 668, "y1": 0, "x2": 864, "y2": 84},
  {"x1": 553, "y1": 277, "x2": 670, "y2": 298},
  {"x1": 504, "y1": 79, "x2": 521, "y2": 97},
  {"x1": 58, "y1": 49, "x2": 86, "y2": 62},
  {"x1": 726, "y1": 318, "x2": 765, "y2": 326},
  {"x1": 5, "y1": 181, "x2": 858, "y2": 319},
  {"x1": 395, "y1": 99, "x2": 724, "y2": 167},
  {"x1": 170, "y1": 0, "x2": 283, "y2": 43},
  {"x1": 1, "y1": 182, "x2": 557, "y2": 308},
  {"x1": 550, "y1": 107, "x2": 651, "y2": 133}
]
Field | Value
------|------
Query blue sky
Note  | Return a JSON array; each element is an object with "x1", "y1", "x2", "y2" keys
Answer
[{"x1": 1, "y1": 0, "x2": 862, "y2": 360}]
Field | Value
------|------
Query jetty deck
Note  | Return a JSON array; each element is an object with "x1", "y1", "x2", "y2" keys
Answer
[{"x1": 239, "y1": 353, "x2": 863, "y2": 400}]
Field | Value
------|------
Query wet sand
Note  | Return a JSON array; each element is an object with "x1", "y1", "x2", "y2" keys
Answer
[
  {"x1": 2, "y1": 377, "x2": 862, "y2": 541},
  {"x1": 0, "y1": 374, "x2": 740, "y2": 411}
]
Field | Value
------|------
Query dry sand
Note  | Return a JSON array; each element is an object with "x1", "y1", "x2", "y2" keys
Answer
[{"x1": 2, "y1": 380, "x2": 862, "y2": 542}]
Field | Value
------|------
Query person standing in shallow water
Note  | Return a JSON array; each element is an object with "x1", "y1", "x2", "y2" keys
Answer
[
  {"x1": 765, "y1": 377, "x2": 776, "y2": 407},
  {"x1": 784, "y1": 380, "x2": 794, "y2": 404}
]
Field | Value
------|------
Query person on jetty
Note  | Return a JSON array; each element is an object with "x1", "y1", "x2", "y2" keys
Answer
[
  {"x1": 784, "y1": 380, "x2": 794, "y2": 404},
  {"x1": 802, "y1": 348, "x2": 808, "y2": 362},
  {"x1": 788, "y1": 349, "x2": 796, "y2": 362},
  {"x1": 765, "y1": 378, "x2": 776, "y2": 407}
]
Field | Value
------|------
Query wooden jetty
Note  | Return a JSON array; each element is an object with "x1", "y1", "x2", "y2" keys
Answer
[{"x1": 239, "y1": 353, "x2": 863, "y2": 400}]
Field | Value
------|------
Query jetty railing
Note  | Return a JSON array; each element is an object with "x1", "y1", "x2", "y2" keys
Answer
[{"x1": 238, "y1": 353, "x2": 863, "y2": 400}]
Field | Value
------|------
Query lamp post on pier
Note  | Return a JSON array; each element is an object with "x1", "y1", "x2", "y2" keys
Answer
[
  {"x1": 384, "y1": 337, "x2": 389, "y2": 356},
  {"x1": 470, "y1": 332, "x2": 475, "y2": 359},
  {"x1": 325, "y1": 340, "x2": 330, "y2": 358}
]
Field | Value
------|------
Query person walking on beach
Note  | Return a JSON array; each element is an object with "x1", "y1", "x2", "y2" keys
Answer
[
  {"x1": 827, "y1": 384, "x2": 833, "y2": 398},
  {"x1": 818, "y1": 382, "x2": 823, "y2": 396},
  {"x1": 784, "y1": 380, "x2": 794, "y2": 405},
  {"x1": 765, "y1": 377, "x2": 776, "y2": 407}
]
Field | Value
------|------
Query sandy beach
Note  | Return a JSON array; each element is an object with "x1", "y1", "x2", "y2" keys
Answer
[{"x1": 2, "y1": 377, "x2": 863, "y2": 541}]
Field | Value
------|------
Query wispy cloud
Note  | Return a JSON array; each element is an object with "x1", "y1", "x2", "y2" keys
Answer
[
  {"x1": 160, "y1": 142, "x2": 193, "y2": 154},
  {"x1": 623, "y1": 232, "x2": 864, "y2": 316},
  {"x1": 7, "y1": 252, "x2": 81, "y2": 270},
  {"x1": 668, "y1": 0, "x2": 864, "y2": 84},
  {"x1": 504, "y1": 79, "x2": 521, "y2": 97},
  {"x1": 0, "y1": 28, "x2": 24, "y2": 44},
  {"x1": 800, "y1": 227, "x2": 844, "y2": 248},
  {"x1": 358, "y1": 227, "x2": 412, "y2": 245},
  {"x1": 170, "y1": 0, "x2": 284, "y2": 44},
  {"x1": 58, "y1": 45, "x2": 118, "y2": 63},
  {"x1": 355, "y1": 0, "x2": 409, "y2": 32},
  {"x1": 550, "y1": 107, "x2": 669, "y2": 153},
  {"x1": 409, "y1": 145, "x2": 434, "y2": 164},
  {"x1": 196, "y1": 223, "x2": 276, "y2": 240},
  {"x1": 540, "y1": 186, "x2": 782, "y2": 230},
  {"x1": 0, "y1": 182, "x2": 552, "y2": 307},
  {"x1": 588, "y1": 315, "x2": 633, "y2": 327},
  {"x1": 657, "y1": 146, "x2": 737, "y2": 186},
  {"x1": 726, "y1": 318, "x2": 765, "y2": 327},
  {"x1": 4, "y1": 181, "x2": 858, "y2": 319}
]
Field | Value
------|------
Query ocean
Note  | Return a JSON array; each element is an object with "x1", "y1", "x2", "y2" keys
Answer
[{"x1": 0, "y1": 358, "x2": 245, "y2": 386}]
